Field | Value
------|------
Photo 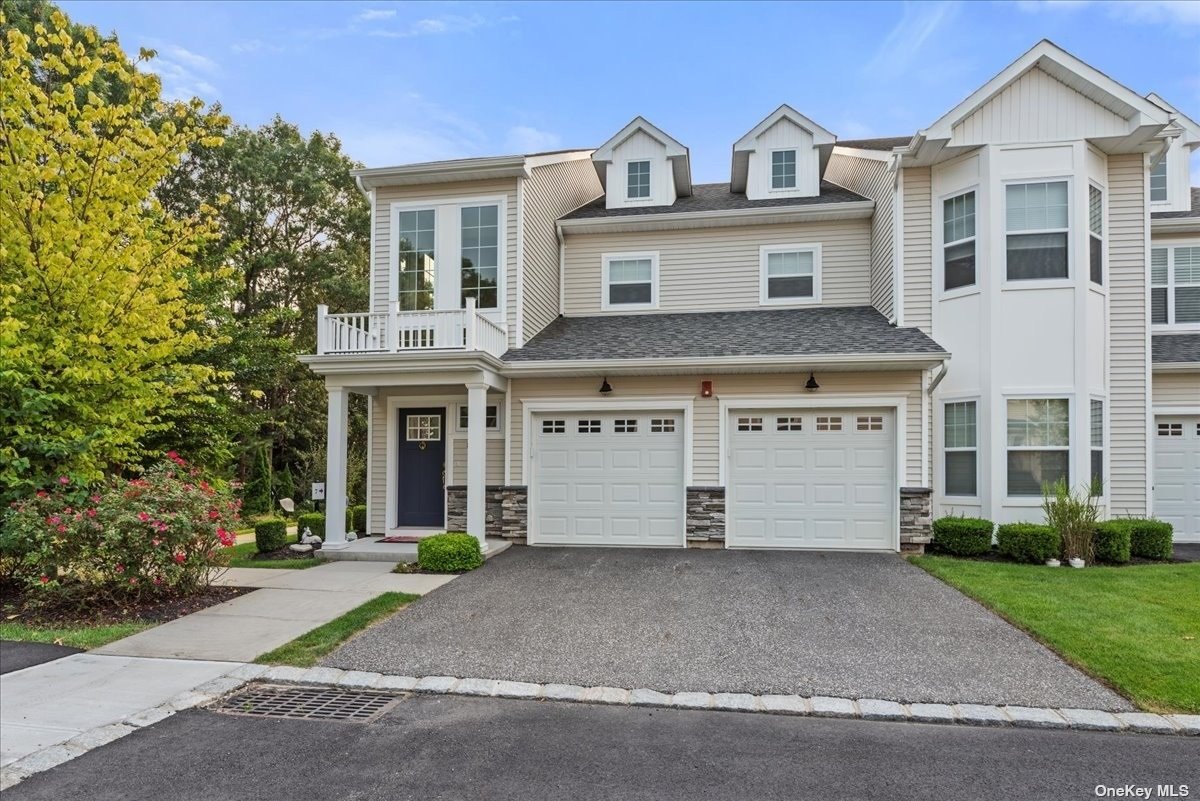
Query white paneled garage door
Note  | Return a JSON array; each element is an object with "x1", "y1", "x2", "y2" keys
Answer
[
  {"x1": 531, "y1": 411, "x2": 685, "y2": 546},
  {"x1": 1153, "y1": 415, "x2": 1200, "y2": 543},
  {"x1": 727, "y1": 408, "x2": 896, "y2": 550}
]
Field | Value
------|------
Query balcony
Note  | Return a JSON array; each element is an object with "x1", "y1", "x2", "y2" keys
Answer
[{"x1": 315, "y1": 298, "x2": 508, "y2": 359}]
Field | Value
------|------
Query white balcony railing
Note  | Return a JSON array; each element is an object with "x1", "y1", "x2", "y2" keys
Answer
[{"x1": 316, "y1": 298, "x2": 508, "y2": 359}]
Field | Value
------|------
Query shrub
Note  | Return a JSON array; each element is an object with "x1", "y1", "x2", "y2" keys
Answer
[
  {"x1": 255, "y1": 518, "x2": 288, "y2": 553},
  {"x1": 996, "y1": 523, "x2": 1060, "y2": 563},
  {"x1": 2, "y1": 455, "x2": 238, "y2": 600},
  {"x1": 1092, "y1": 521, "x2": 1131, "y2": 564},
  {"x1": 1042, "y1": 479, "x2": 1098, "y2": 561},
  {"x1": 242, "y1": 444, "x2": 273, "y2": 517},
  {"x1": 297, "y1": 512, "x2": 325, "y2": 539},
  {"x1": 418, "y1": 532, "x2": 483, "y2": 573},
  {"x1": 1128, "y1": 519, "x2": 1173, "y2": 561},
  {"x1": 931, "y1": 517, "x2": 994, "y2": 556},
  {"x1": 348, "y1": 505, "x2": 368, "y2": 534}
]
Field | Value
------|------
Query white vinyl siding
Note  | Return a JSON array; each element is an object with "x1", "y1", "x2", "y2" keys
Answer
[
  {"x1": 824, "y1": 152, "x2": 895, "y2": 318},
  {"x1": 1152, "y1": 372, "x2": 1200, "y2": 406},
  {"x1": 902, "y1": 167, "x2": 933, "y2": 334},
  {"x1": 562, "y1": 219, "x2": 871, "y2": 315},
  {"x1": 1005, "y1": 180, "x2": 1070, "y2": 281}
]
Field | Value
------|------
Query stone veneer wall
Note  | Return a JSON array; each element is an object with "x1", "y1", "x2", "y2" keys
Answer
[
  {"x1": 445, "y1": 485, "x2": 528, "y2": 540},
  {"x1": 686, "y1": 486, "x2": 725, "y2": 543},
  {"x1": 899, "y1": 487, "x2": 933, "y2": 553}
]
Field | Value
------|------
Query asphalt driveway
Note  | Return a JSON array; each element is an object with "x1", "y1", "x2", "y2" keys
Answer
[{"x1": 325, "y1": 547, "x2": 1132, "y2": 710}]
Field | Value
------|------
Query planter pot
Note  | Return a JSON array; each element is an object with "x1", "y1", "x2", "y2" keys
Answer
[
  {"x1": 1045, "y1": 558, "x2": 1061, "y2": 567},
  {"x1": 1069, "y1": 557, "x2": 1085, "y2": 569}
]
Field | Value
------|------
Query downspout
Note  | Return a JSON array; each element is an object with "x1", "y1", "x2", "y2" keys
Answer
[
  {"x1": 927, "y1": 360, "x2": 949, "y2": 395},
  {"x1": 924, "y1": 359, "x2": 950, "y2": 495}
]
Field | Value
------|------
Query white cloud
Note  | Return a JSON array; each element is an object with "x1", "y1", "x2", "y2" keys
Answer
[
  {"x1": 504, "y1": 125, "x2": 562, "y2": 153},
  {"x1": 162, "y1": 45, "x2": 217, "y2": 73},
  {"x1": 357, "y1": 8, "x2": 397, "y2": 21},
  {"x1": 370, "y1": 14, "x2": 490, "y2": 39},
  {"x1": 1016, "y1": 0, "x2": 1200, "y2": 27},
  {"x1": 864, "y1": 1, "x2": 959, "y2": 76},
  {"x1": 338, "y1": 94, "x2": 491, "y2": 167},
  {"x1": 143, "y1": 43, "x2": 220, "y2": 101}
]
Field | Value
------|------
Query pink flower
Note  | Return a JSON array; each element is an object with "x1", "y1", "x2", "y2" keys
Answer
[
  {"x1": 56, "y1": 524, "x2": 67, "y2": 533},
  {"x1": 128, "y1": 577, "x2": 138, "y2": 585},
  {"x1": 208, "y1": 509, "x2": 220, "y2": 521},
  {"x1": 36, "y1": 490, "x2": 48, "y2": 498},
  {"x1": 90, "y1": 494, "x2": 102, "y2": 504},
  {"x1": 137, "y1": 511, "x2": 150, "y2": 522},
  {"x1": 153, "y1": 577, "x2": 163, "y2": 586},
  {"x1": 217, "y1": 527, "x2": 235, "y2": 547},
  {"x1": 115, "y1": 563, "x2": 125, "y2": 573},
  {"x1": 58, "y1": 476, "x2": 69, "y2": 485},
  {"x1": 46, "y1": 515, "x2": 61, "y2": 526},
  {"x1": 87, "y1": 508, "x2": 97, "y2": 518},
  {"x1": 173, "y1": 552, "x2": 186, "y2": 564},
  {"x1": 39, "y1": 575, "x2": 49, "y2": 584}
]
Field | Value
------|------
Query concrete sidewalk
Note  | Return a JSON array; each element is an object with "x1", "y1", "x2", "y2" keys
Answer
[{"x1": 93, "y1": 562, "x2": 455, "y2": 662}]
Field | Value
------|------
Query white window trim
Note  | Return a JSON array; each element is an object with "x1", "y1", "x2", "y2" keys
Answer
[
  {"x1": 1151, "y1": 240, "x2": 1200, "y2": 332},
  {"x1": 937, "y1": 186, "x2": 980, "y2": 299},
  {"x1": 1149, "y1": 157, "x2": 1169, "y2": 206},
  {"x1": 942, "y1": 399, "x2": 978, "y2": 499},
  {"x1": 768, "y1": 147, "x2": 798, "y2": 192},
  {"x1": 455, "y1": 402, "x2": 503, "y2": 435},
  {"x1": 1001, "y1": 176, "x2": 1073, "y2": 289},
  {"x1": 601, "y1": 251, "x2": 659, "y2": 311},
  {"x1": 758, "y1": 243, "x2": 822, "y2": 306},
  {"x1": 1004, "y1": 395, "x2": 1072, "y2": 502},
  {"x1": 1087, "y1": 182, "x2": 1106, "y2": 291},
  {"x1": 624, "y1": 158, "x2": 653, "y2": 203}
]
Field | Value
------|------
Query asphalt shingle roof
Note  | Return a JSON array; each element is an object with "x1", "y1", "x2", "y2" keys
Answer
[
  {"x1": 502, "y1": 307, "x2": 946, "y2": 362},
  {"x1": 1152, "y1": 334, "x2": 1200, "y2": 364},
  {"x1": 561, "y1": 181, "x2": 869, "y2": 220},
  {"x1": 835, "y1": 136, "x2": 913, "y2": 152},
  {"x1": 1151, "y1": 188, "x2": 1200, "y2": 220}
]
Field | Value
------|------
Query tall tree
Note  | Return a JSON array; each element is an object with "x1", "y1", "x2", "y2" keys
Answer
[{"x1": 0, "y1": 9, "x2": 227, "y2": 505}]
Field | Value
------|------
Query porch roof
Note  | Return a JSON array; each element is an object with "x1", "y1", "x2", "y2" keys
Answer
[{"x1": 1153, "y1": 333, "x2": 1200, "y2": 365}]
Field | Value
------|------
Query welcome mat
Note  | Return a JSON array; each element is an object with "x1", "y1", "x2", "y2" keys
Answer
[{"x1": 378, "y1": 535, "x2": 423, "y2": 543}]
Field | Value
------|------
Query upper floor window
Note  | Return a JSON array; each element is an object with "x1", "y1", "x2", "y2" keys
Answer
[
  {"x1": 397, "y1": 209, "x2": 436, "y2": 311},
  {"x1": 627, "y1": 160, "x2": 651, "y2": 199},
  {"x1": 602, "y1": 252, "x2": 657, "y2": 309},
  {"x1": 461, "y1": 205, "x2": 499, "y2": 309},
  {"x1": 1006, "y1": 398, "x2": 1070, "y2": 497},
  {"x1": 943, "y1": 191, "x2": 976, "y2": 291},
  {"x1": 1006, "y1": 181, "x2": 1069, "y2": 281},
  {"x1": 1150, "y1": 157, "x2": 1168, "y2": 203},
  {"x1": 771, "y1": 149, "x2": 797, "y2": 189},
  {"x1": 760, "y1": 244, "x2": 820, "y2": 304},
  {"x1": 1152, "y1": 245, "x2": 1200, "y2": 326},
  {"x1": 1088, "y1": 186, "x2": 1103, "y2": 286}
]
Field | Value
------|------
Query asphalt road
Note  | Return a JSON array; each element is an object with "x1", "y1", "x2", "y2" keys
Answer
[
  {"x1": 0, "y1": 641, "x2": 81, "y2": 675},
  {"x1": 6, "y1": 695, "x2": 1195, "y2": 801},
  {"x1": 325, "y1": 547, "x2": 1130, "y2": 709}
]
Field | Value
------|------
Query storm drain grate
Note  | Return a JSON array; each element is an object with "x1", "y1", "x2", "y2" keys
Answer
[{"x1": 215, "y1": 683, "x2": 402, "y2": 722}]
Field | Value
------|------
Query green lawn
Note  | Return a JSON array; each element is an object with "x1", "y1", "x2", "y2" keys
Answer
[
  {"x1": 225, "y1": 535, "x2": 319, "y2": 569},
  {"x1": 254, "y1": 592, "x2": 419, "y2": 667},
  {"x1": 0, "y1": 621, "x2": 151, "y2": 650},
  {"x1": 910, "y1": 556, "x2": 1200, "y2": 713}
]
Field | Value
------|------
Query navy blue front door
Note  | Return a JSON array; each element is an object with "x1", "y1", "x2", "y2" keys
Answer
[{"x1": 397, "y1": 408, "x2": 446, "y2": 526}]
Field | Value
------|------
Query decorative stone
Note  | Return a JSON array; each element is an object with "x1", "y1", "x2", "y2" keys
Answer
[
  {"x1": 712, "y1": 692, "x2": 759, "y2": 712},
  {"x1": 908, "y1": 703, "x2": 956, "y2": 723},
  {"x1": 629, "y1": 688, "x2": 673, "y2": 707},
  {"x1": 67, "y1": 723, "x2": 136, "y2": 751},
  {"x1": 1060, "y1": 708, "x2": 1124, "y2": 731},
  {"x1": 414, "y1": 675, "x2": 458, "y2": 693},
  {"x1": 671, "y1": 692, "x2": 714, "y2": 709},
  {"x1": 899, "y1": 487, "x2": 933, "y2": 553},
  {"x1": 299, "y1": 667, "x2": 346, "y2": 686},
  {"x1": 953, "y1": 704, "x2": 1009, "y2": 726},
  {"x1": 1002, "y1": 706, "x2": 1068, "y2": 729},
  {"x1": 337, "y1": 671, "x2": 383, "y2": 689},
  {"x1": 1115, "y1": 712, "x2": 1178, "y2": 734},
  {"x1": 447, "y1": 485, "x2": 528, "y2": 539},
  {"x1": 372, "y1": 674, "x2": 419, "y2": 692},
  {"x1": 124, "y1": 704, "x2": 175, "y2": 728},
  {"x1": 857, "y1": 698, "x2": 907, "y2": 721},
  {"x1": 759, "y1": 695, "x2": 810, "y2": 715},
  {"x1": 1165, "y1": 715, "x2": 1200, "y2": 735},
  {"x1": 810, "y1": 696, "x2": 858, "y2": 717},
  {"x1": 542, "y1": 683, "x2": 587, "y2": 702},
  {"x1": 492, "y1": 680, "x2": 544, "y2": 699},
  {"x1": 685, "y1": 487, "x2": 726, "y2": 541},
  {"x1": 289, "y1": 543, "x2": 314, "y2": 554}
]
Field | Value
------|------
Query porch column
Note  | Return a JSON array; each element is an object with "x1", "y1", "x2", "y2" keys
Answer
[
  {"x1": 324, "y1": 386, "x2": 350, "y2": 549},
  {"x1": 466, "y1": 381, "x2": 489, "y2": 551}
]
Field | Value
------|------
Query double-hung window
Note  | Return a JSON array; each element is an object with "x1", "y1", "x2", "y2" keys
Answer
[
  {"x1": 603, "y1": 253, "x2": 657, "y2": 309},
  {"x1": 458, "y1": 404, "x2": 499, "y2": 431},
  {"x1": 397, "y1": 209, "x2": 436, "y2": 311},
  {"x1": 1088, "y1": 186, "x2": 1103, "y2": 286},
  {"x1": 943, "y1": 401, "x2": 977, "y2": 496},
  {"x1": 943, "y1": 191, "x2": 976, "y2": 291},
  {"x1": 1006, "y1": 398, "x2": 1070, "y2": 496},
  {"x1": 1090, "y1": 399, "x2": 1104, "y2": 494},
  {"x1": 760, "y1": 245, "x2": 819, "y2": 303},
  {"x1": 771, "y1": 149, "x2": 797, "y2": 189},
  {"x1": 1151, "y1": 246, "x2": 1200, "y2": 325},
  {"x1": 1150, "y1": 157, "x2": 1168, "y2": 203},
  {"x1": 1006, "y1": 181, "x2": 1069, "y2": 281},
  {"x1": 461, "y1": 205, "x2": 499, "y2": 309},
  {"x1": 627, "y1": 160, "x2": 650, "y2": 199}
]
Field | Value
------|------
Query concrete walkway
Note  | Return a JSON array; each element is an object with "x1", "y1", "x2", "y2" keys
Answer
[{"x1": 93, "y1": 562, "x2": 456, "y2": 662}]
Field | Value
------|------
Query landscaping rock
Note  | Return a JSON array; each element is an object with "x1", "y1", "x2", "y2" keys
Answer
[
  {"x1": 67, "y1": 723, "x2": 135, "y2": 751},
  {"x1": 583, "y1": 686, "x2": 631, "y2": 705},
  {"x1": 953, "y1": 704, "x2": 1010, "y2": 726},
  {"x1": 712, "y1": 693, "x2": 759, "y2": 712},
  {"x1": 671, "y1": 692, "x2": 714, "y2": 710},
  {"x1": 337, "y1": 671, "x2": 382, "y2": 689},
  {"x1": 413, "y1": 675, "x2": 458, "y2": 693},
  {"x1": 908, "y1": 703, "x2": 956, "y2": 723},
  {"x1": 1003, "y1": 706, "x2": 1068, "y2": 729},
  {"x1": 759, "y1": 695, "x2": 810, "y2": 715},
  {"x1": 810, "y1": 696, "x2": 857, "y2": 718},
  {"x1": 629, "y1": 688, "x2": 672, "y2": 707},
  {"x1": 1061, "y1": 708, "x2": 1124, "y2": 731},
  {"x1": 492, "y1": 680, "x2": 543, "y2": 699},
  {"x1": 1116, "y1": 712, "x2": 1178, "y2": 734},
  {"x1": 371, "y1": 674, "x2": 418, "y2": 692},
  {"x1": 857, "y1": 698, "x2": 907, "y2": 721},
  {"x1": 289, "y1": 544, "x2": 314, "y2": 554}
]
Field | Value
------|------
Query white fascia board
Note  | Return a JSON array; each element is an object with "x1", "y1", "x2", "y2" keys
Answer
[
  {"x1": 298, "y1": 350, "x2": 506, "y2": 376},
  {"x1": 1147, "y1": 93, "x2": 1200, "y2": 144},
  {"x1": 353, "y1": 156, "x2": 529, "y2": 190},
  {"x1": 1151, "y1": 217, "x2": 1200, "y2": 234},
  {"x1": 558, "y1": 200, "x2": 875, "y2": 235},
  {"x1": 501, "y1": 352, "x2": 948, "y2": 377},
  {"x1": 733, "y1": 104, "x2": 837, "y2": 152},
  {"x1": 1152, "y1": 362, "x2": 1200, "y2": 373}
]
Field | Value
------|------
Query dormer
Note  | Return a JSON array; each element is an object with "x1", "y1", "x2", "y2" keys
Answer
[
  {"x1": 1146, "y1": 93, "x2": 1200, "y2": 214},
  {"x1": 731, "y1": 105, "x2": 837, "y2": 200},
  {"x1": 591, "y1": 117, "x2": 692, "y2": 210}
]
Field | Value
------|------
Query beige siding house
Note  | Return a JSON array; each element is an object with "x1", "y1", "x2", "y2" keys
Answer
[{"x1": 302, "y1": 40, "x2": 1200, "y2": 555}]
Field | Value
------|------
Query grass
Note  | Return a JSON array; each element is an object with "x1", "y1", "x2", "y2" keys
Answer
[
  {"x1": 224, "y1": 534, "x2": 320, "y2": 569},
  {"x1": 0, "y1": 621, "x2": 151, "y2": 650},
  {"x1": 253, "y1": 592, "x2": 419, "y2": 667},
  {"x1": 910, "y1": 555, "x2": 1200, "y2": 713}
]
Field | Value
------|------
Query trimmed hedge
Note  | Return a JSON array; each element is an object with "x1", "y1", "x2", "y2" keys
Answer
[
  {"x1": 254, "y1": 518, "x2": 288, "y2": 553},
  {"x1": 996, "y1": 523, "x2": 1060, "y2": 564},
  {"x1": 297, "y1": 512, "x2": 325, "y2": 539},
  {"x1": 1129, "y1": 519, "x2": 1173, "y2": 561},
  {"x1": 931, "y1": 517, "x2": 994, "y2": 556},
  {"x1": 1092, "y1": 521, "x2": 1132, "y2": 564},
  {"x1": 418, "y1": 532, "x2": 483, "y2": 573},
  {"x1": 347, "y1": 505, "x2": 367, "y2": 535}
]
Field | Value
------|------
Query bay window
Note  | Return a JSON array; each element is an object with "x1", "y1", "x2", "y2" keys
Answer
[
  {"x1": 1006, "y1": 181, "x2": 1069, "y2": 281},
  {"x1": 1006, "y1": 398, "x2": 1070, "y2": 496},
  {"x1": 943, "y1": 191, "x2": 976, "y2": 291},
  {"x1": 943, "y1": 401, "x2": 977, "y2": 496},
  {"x1": 1088, "y1": 185, "x2": 1103, "y2": 286}
]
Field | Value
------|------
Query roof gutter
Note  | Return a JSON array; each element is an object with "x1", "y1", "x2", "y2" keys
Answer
[
  {"x1": 352, "y1": 156, "x2": 530, "y2": 190},
  {"x1": 1151, "y1": 216, "x2": 1200, "y2": 232},
  {"x1": 1152, "y1": 361, "x2": 1200, "y2": 373},
  {"x1": 501, "y1": 351, "x2": 948, "y2": 376},
  {"x1": 559, "y1": 200, "x2": 875, "y2": 234}
]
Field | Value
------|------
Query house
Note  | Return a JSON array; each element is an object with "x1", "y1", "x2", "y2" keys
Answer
[{"x1": 299, "y1": 40, "x2": 1199, "y2": 553}]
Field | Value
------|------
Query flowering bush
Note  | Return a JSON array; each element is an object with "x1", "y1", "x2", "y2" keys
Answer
[{"x1": 2, "y1": 453, "x2": 239, "y2": 601}]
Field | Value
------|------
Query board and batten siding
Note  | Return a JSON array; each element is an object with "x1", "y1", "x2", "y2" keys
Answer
[
  {"x1": 1107, "y1": 154, "x2": 1149, "y2": 517},
  {"x1": 520, "y1": 159, "x2": 602, "y2": 342},
  {"x1": 371, "y1": 178, "x2": 520, "y2": 347},
  {"x1": 825, "y1": 152, "x2": 895, "y2": 318},
  {"x1": 507, "y1": 371, "x2": 925, "y2": 487},
  {"x1": 952, "y1": 67, "x2": 1130, "y2": 146},
  {"x1": 1152, "y1": 371, "x2": 1200, "y2": 406},
  {"x1": 561, "y1": 219, "x2": 872, "y2": 315},
  {"x1": 901, "y1": 167, "x2": 933, "y2": 334}
]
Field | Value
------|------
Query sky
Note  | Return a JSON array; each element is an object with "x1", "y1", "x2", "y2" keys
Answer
[{"x1": 60, "y1": 0, "x2": 1200, "y2": 184}]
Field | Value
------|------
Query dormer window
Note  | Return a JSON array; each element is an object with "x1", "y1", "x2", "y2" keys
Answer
[
  {"x1": 627, "y1": 160, "x2": 651, "y2": 199},
  {"x1": 1150, "y1": 157, "x2": 1168, "y2": 203},
  {"x1": 771, "y1": 150, "x2": 797, "y2": 189}
]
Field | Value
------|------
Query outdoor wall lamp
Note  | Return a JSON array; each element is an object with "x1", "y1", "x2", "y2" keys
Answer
[
  {"x1": 805, "y1": 372, "x2": 820, "y2": 392},
  {"x1": 599, "y1": 377, "x2": 613, "y2": 395},
  {"x1": 700, "y1": 380, "x2": 713, "y2": 398}
]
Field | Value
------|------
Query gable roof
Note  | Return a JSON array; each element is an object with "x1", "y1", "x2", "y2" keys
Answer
[
  {"x1": 731, "y1": 105, "x2": 837, "y2": 192},
  {"x1": 590, "y1": 116, "x2": 692, "y2": 196}
]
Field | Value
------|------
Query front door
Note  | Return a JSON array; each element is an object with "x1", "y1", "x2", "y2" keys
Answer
[{"x1": 397, "y1": 408, "x2": 446, "y2": 527}]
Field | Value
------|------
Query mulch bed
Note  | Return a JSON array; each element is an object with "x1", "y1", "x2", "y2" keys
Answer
[
  {"x1": 244, "y1": 546, "x2": 318, "y2": 563},
  {"x1": 0, "y1": 582, "x2": 249, "y2": 629},
  {"x1": 922, "y1": 549, "x2": 1186, "y2": 566}
]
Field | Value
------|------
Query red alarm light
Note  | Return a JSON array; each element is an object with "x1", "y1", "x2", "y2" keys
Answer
[{"x1": 700, "y1": 380, "x2": 713, "y2": 398}]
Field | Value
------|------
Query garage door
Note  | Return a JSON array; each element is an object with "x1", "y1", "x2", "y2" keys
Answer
[
  {"x1": 727, "y1": 409, "x2": 895, "y2": 550},
  {"x1": 1153, "y1": 416, "x2": 1200, "y2": 543},
  {"x1": 531, "y1": 411, "x2": 685, "y2": 546}
]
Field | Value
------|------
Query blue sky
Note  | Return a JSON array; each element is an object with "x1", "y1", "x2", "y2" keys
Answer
[{"x1": 62, "y1": 0, "x2": 1200, "y2": 183}]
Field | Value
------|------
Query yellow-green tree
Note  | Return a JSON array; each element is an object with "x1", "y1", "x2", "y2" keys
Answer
[{"x1": 0, "y1": 10, "x2": 227, "y2": 505}]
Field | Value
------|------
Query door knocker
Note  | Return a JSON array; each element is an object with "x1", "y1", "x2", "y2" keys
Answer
[{"x1": 419, "y1": 440, "x2": 427, "y2": 450}]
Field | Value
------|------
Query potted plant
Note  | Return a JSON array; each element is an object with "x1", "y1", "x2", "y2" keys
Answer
[
  {"x1": 1045, "y1": 558, "x2": 1060, "y2": 567},
  {"x1": 1042, "y1": 478, "x2": 1098, "y2": 569}
]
